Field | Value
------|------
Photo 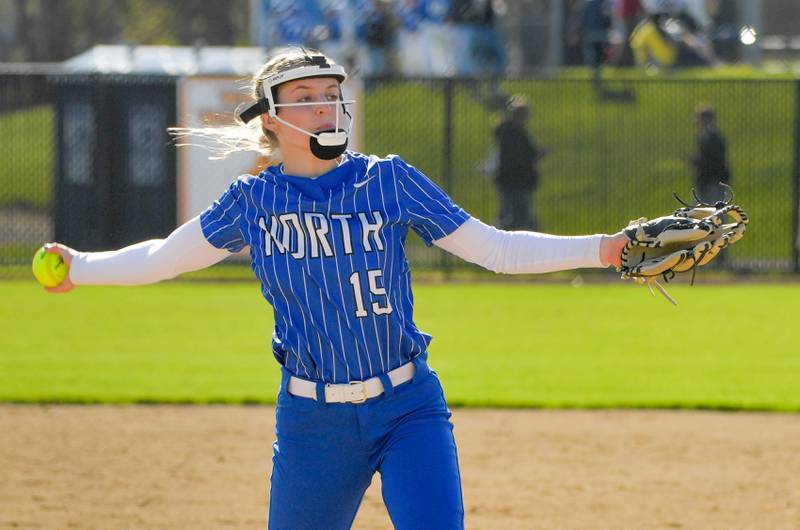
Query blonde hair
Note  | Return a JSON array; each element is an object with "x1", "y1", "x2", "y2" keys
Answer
[{"x1": 169, "y1": 49, "x2": 340, "y2": 162}]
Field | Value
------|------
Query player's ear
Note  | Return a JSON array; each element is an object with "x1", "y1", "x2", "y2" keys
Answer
[{"x1": 261, "y1": 114, "x2": 276, "y2": 133}]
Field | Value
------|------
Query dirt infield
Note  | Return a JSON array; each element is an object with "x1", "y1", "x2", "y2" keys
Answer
[{"x1": 1, "y1": 406, "x2": 798, "y2": 530}]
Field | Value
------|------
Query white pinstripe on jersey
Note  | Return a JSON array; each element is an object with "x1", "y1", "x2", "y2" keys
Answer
[{"x1": 200, "y1": 152, "x2": 469, "y2": 383}]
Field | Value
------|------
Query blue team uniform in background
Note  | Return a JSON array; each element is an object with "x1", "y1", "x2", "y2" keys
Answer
[{"x1": 200, "y1": 151, "x2": 469, "y2": 529}]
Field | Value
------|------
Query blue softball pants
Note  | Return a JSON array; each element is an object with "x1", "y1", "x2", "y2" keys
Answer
[{"x1": 267, "y1": 356, "x2": 464, "y2": 530}]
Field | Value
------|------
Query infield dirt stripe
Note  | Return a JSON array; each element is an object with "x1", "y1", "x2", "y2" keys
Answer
[{"x1": 1, "y1": 406, "x2": 799, "y2": 530}]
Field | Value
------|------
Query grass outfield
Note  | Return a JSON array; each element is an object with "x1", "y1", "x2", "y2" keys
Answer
[{"x1": 1, "y1": 279, "x2": 798, "y2": 410}]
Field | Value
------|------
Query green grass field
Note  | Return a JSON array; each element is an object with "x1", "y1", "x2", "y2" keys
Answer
[{"x1": 2, "y1": 279, "x2": 798, "y2": 410}]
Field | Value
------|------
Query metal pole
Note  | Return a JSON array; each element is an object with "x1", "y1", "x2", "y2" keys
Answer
[
  {"x1": 250, "y1": 0, "x2": 261, "y2": 46},
  {"x1": 738, "y1": 0, "x2": 762, "y2": 66},
  {"x1": 442, "y1": 79, "x2": 454, "y2": 277},
  {"x1": 793, "y1": 79, "x2": 800, "y2": 272},
  {"x1": 547, "y1": 0, "x2": 564, "y2": 68}
]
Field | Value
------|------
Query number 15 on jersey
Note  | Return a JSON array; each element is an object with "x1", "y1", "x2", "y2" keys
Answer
[{"x1": 349, "y1": 270, "x2": 392, "y2": 318}]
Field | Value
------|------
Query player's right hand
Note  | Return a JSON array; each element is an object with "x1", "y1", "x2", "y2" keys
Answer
[{"x1": 42, "y1": 243, "x2": 77, "y2": 294}]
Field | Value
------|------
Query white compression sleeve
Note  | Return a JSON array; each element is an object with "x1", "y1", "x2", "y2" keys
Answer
[
  {"x1": 69, "y1": 216, "x2": 233, "y2": 285},
  {"x1": 433, "y1": 217, "x2": 605, "y2": 274}
]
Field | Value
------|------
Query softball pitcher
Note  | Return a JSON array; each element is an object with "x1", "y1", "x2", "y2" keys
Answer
[{"x1": 42, "y1": 50, "x2": 628, "y2": 529}]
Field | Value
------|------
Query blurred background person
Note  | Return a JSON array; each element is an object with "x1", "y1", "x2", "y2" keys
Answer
[
  {"x1": 274, "y1": 3, "x2": 312, "y2": 47},
  {"x1": 630, "y1": 11, "x2": 712, "y2": 69},
  {"x1": 416, "y1": 0, "x2": 455, "y2": 76},
  {"x1": 609, "y1": 0, "x2": 644, "y2": 66},
  {"x1": 668, "y1": 0, "x2": 719, "y2": 64},
  {"x1": 581, "y1": 0, "x2": 612, "y2": 89},
  {"x1": 356, "y1": 0, "x2": 400, "y2": 76},
  {"x1": 631, "y1": 0, "x2": 720, "y2": 69},
  {"x1": 690, "y1": 104, "x2": 731, "y2": 203},
  {"x1": 315, "y1": 3, "x2": 347, "y2": 65},
  {"x1": 493, "y1": 95, "x2": 546, "y2": 231},
  {"x1": 450, "y1": 0, "x2": 505, "y2": 78},
  {"x1": 396, "y1": 0, "x2": 427, "y2": 74}
]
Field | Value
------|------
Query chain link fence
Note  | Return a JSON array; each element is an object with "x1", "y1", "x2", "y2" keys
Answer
[
  {"x1": 366, "y1": 76, "x2": 799, "y2": 272},
  {"x1": 1, "y1": 72, "x2": 798, "y2": 275},
  {"x1": 0, "y1": 73, "x2": 54, "y2": 265}
]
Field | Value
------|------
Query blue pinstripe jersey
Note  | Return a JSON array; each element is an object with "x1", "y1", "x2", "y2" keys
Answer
[{"x1": 200, "y1": 151, "x2": 469, "y2": 383}]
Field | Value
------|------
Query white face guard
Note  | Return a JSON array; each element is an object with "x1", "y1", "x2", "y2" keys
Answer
[{"x1": 238, "y1": 55, "x2": 355, "y2": 159}]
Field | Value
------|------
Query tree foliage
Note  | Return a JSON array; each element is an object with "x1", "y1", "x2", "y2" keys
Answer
[{"x1": 4, "y1": 0, "x2": 250, "y2": 62}]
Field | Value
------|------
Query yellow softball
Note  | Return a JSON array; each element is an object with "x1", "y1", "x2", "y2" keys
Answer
[{"x1": 32, "y1": 246, "x2": 69, "y2": 288}]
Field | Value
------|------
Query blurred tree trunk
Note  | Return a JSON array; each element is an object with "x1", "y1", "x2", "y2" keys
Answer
[
  {"x1": 174, "y1": 0, "x2": 235, "y2": 45},
  {"x1": 6, "y1": 0, "x2": 247, "y2": 62},
  {"x1": 13, "y1": 0, "x2": 35, "y2": 61},
  {"x1": 39, "y1": 0, "x2": 72, "y2": 60},
  {"x1": 78, "y1": 0, "x2": 125, "y2": 50},
  {"x1": 197, "y1": 1, "x2": 235, "y2": 45}
]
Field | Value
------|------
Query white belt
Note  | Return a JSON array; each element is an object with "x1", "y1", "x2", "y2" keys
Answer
[{"x1": 287, "y1": 361, "x2": 416, "y2": 404}]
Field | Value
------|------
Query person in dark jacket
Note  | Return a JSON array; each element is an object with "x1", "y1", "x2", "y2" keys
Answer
[
  {"x1": 494, "y1": 95, "x2": 546, "y2": 230},
  {"x1": 691, "y1": 105, "x2": 730, "y2": 203}
]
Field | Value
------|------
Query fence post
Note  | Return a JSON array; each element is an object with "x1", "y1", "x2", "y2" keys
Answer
[
  {"x1": 794, "y1": 79, "x2": 800, "y2": 272},
  {"x1": 441, "y1": 78, "x2": 454, "y2": 277}
]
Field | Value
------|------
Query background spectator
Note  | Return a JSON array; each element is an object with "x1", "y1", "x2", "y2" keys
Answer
[
  {"x1": 581, "y1": 0, "x2": 612, "y2": 89},
  {"x1": 630, "y1": 11, "x2": 715, "y2": 69},
  {"x1": 463, "y1": 0, "x2": 506, "y2": 78},
  {"x1": 633, "y1": 0, "x2": 719, "y2": 68},
  {"x1": 610, "y1": 0, "x2": 643, "y2": 66},
  {"x1": 690, "y1": 105, "x2": 731, "y2": 203},
  {"x1": 357, "y1": 0, "x2": 399, "y2": 76},
  {"x1": 493, "y1": 95, "x2": 546, "y2": 230}
]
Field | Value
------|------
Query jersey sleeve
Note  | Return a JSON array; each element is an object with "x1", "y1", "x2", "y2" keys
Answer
[
  {"x1": 394, "y1": 157, "x2": 470, "y2": 246},
  {"x1": 199, "y1": 178, "x2": 248, "y2": 252}
]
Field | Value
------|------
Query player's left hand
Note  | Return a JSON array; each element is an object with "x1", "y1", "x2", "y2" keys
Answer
[{"x1": 616, "y1": 185, "x2": 748, "y2": 304}]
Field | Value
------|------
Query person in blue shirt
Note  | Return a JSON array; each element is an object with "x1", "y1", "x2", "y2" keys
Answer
[{"x1": 41, "y1": 49, "x2": 628, "y2": 530}]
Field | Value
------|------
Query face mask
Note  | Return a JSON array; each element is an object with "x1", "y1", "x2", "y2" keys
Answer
[
  {"x1": 263, "y1": 98, "x2": 352, "y2": 160},
  {"x1": 310, "y1": 128, "x2": 348, "y2": 160},
  {"x1": 238, "y1": 56, "x2": 355, "y2": 161}
]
